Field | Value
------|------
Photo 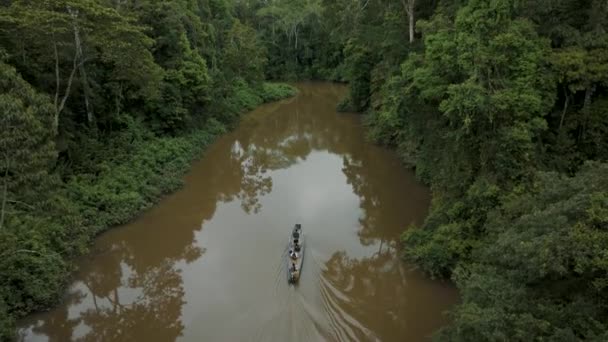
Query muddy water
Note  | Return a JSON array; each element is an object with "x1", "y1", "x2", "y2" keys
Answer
[{"x1": 18, "y1": 83, "x2": 458, "y2": 341}]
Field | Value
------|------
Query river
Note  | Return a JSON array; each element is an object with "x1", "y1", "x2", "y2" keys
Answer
[{"x1": 18, "y1": 82, "x2": 458, "y2": 341}]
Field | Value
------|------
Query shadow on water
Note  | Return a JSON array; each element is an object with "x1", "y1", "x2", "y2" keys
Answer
[{"x1": 18, "y1": 82, "x2": 459, "y2": 342}]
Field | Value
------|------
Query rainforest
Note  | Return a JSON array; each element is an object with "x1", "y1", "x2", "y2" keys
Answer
[{"x1": 1, "y1": 0, "x2": 607, "y2": 340}]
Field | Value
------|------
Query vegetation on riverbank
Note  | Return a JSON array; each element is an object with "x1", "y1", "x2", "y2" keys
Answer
[
  {"x1": 0, "y1": 0, "x2": 296, "y2": 338},
  {"x1": 2, "y1": 0, "x2": 607, "y2": 340},
  {"x1": 238, "y1": 0, "x2": 608, "y2": 339}
]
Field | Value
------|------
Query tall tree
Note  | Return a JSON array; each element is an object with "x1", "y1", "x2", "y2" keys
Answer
[
  {"x1": 0, "y1": 60, "x2": 56, "y2": 227},
  {"x1": 2, "y1": 0, "x2": 162, "y2": 132},
  {"x1": 402, "y1": 0, "x2": 416, "y2": 43}
]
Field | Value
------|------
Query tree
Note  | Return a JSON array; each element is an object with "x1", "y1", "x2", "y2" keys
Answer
[
  {"x1": 438, "y1": 0, "x2": 554, "y2": 182},
  {"x1": 441, "y1": 162, "x2": 608, "y2": 340},
  {"x1": 3, "y1": 0, "x2": 162, "y2": 132},
  {"x1": 222, "y1": 19, "x2": 267, "y2": 84},
  {"x1": 0, "y1": 60, "x2": 56, "y2": 228},
  {"x1": 133, "y1": 1, "x2": 212, "y2": 132},
  {"x1": 255, "y1": 0, "x2": 323, "y2": 78}
]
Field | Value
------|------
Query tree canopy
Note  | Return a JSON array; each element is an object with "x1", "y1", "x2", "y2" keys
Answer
[
  {"x1": 0, "y1": 0, "x2": 295, "y2": 339},
  {"x1": 239, "y1": 0, "x2": 608, "y2": 339},
  {"x1": 1, "y1": 0, "x2": 607, "y2": 339}
]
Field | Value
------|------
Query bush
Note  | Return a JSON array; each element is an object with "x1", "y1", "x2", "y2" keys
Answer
[
  {"x1": 336, "y1": 96, "x2": 356, "y2": 112},
  {"x1": 0, "y1": 299, "x2": 13, "y2": 341},
  {"x1": 402, "y1": 178, "x2": 501, "y2": 278},
  {"x1": 434, "y1": 162, "x2": 608, "y2": 340},
  {"x1": 209, "y1": 80, "x2": 296, "y2": 127},
  {"x1": 0, "y1": 83, "x2": 296, "y2": 340},
  {"x1": 260, "y1": 82, "x2": 298, "y2": 102}
]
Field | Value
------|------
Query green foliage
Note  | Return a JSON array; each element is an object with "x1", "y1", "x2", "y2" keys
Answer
[
  {"x1": 403, "y1": 179, "x2": 501, "y2": 278},
  {"x1": 132, "y1": 2, "x2": 212, "y2": 133},
  {"x1": 253, "y1": 0, "x2": 329, "y2": 80},
  {"x1": 0, "y1": 78, "x2": 294, "y2": 339},
  {"x1": 0, "y1": 0, "x2": 298, "y2": 338},
  {"x1": 336, "y1": 96, "x2": 356, "y2": 112},
  {"x1": 66, "y1": 118, "x2": 224, "y2": 231},
  {"x1": 0, "y1": 61, "x2": 56, "y2": 200},
  {"x1": 208, "y1": 79, "x2": 297, "y2": 125},
  {"x1": 223, "y1": 19, "x2": 267, "y2": 84},
  {"x1": 259, "y1": 82, "x2": 298, "y2": 102},
  {"x1": 0, "y1": 298, "x2": 12, "y2": 341},
  {"x1": 2, "y1": 0, "x2": 608, "y2": 339},
  {"x1": 318, "y1": 0, "x2": 608, "y2": 339},
  {"x1": 152, "y1": 32, "x2": 211, "y2": 133},
  {"x1": 0, "y1": 60, "x2": 76, "y2": 341},
  {"x1": 2, "y1": 0, "x2": 164, "y2": 130},
  {"x1": 0, "y1": 119, "x2": 225, "y2": 339},
  {"x1": 439, "y1": 162, "x2": 608, "y2": 340},
  {"x1": 422, "y1": 0, "x2": 554, "y2": 184},
  {"x1": 343, "y1": 42, "x2": 374, "y2": 112}
]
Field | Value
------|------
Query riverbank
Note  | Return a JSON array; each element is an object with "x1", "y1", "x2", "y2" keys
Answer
[
  {"x1": 0, "y1": 83, "x2": 297, "y2": 340},
  {"x1": 16, "y1": 82, "x2": 458, "y2": 341}
]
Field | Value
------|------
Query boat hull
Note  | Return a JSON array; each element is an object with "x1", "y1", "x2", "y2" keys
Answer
[{"x1": 287, "y1": 224, "x2": 304, "y2": 283}]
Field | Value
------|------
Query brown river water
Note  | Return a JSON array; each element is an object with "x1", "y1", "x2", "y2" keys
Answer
[{"x1": 18, "y1": 82, "x2": 458, "y2": 341}]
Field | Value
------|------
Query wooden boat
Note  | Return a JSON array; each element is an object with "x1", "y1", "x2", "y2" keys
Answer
[{"x1": 287, "y1": 224, "x2": 304, "y2": 283}]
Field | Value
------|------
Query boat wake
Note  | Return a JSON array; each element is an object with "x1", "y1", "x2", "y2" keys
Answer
[
  {"x1": 250, "y1": 245, "x2": 377, "y2": 342},
  {"x1": 318, "y1": 273, "x2": 378, "y2": 341},
  {"x1": 250, "y1": 248, "x2": 332, "y2": 342}
]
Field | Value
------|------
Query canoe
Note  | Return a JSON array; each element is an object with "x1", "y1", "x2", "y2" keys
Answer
[{"x1": 287, "y1": 224, "x2": 304, "y2": 283}]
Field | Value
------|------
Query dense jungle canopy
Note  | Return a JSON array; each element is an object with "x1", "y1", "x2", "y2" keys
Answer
[{"x1": 1, "y1": 0, "x2": 607, "y2": 340}]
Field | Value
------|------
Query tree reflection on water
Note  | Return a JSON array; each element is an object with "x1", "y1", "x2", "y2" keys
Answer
[
  {"x1": 320, "y1": 245, "x2": 455, "y2": 341},
  {"x1": 22, "y1": 239, "x2": 201, "y2": 341},
  {"x1": 17, "y1": 83, "x2": 449, "y2": 341}
]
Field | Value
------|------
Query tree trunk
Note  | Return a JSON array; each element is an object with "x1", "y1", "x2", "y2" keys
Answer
[
  {"x1": 402, "y1": 0, "x2": 416, "y2": 43},
  {"x1": 0, "y1": 153, "x2": 8, "y2": 231},
  {"x1": 0, "y1": 181, "x2": 6, "y2": 231},
  {"x1": 294, "y1": 25, "x2": 299, "y2": 66},
  {"x1": 53, "y1": 39, "x2": 60, "y2": 130},
  {"x1": 559, "y1": 89, "x2": 569, "y2": 131},
  {"x1": 115, "y1": 82, "x2": 123, "y2": 117},
  {"x1": 580, "y1": 84, "x2": 596, "y2": 142},
  {"x1": 21, "y1": 43, "x2": 26, "y2": 64},
  {"x1": 71, "y1": 10, "x2": 95, "y2": 127},
  {"x1": 408, "y1": 0, "x2": 415, "y2": 43},
  {"x1": 55, "y1": 46, "x2": 80, "y2": 131},
  {"x1": 53, "y1": 18, "x2": 82, "y2": 132}
]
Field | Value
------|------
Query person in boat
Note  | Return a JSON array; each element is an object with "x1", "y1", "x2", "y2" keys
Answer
[
  {"x1": 293, "y1": 241, "x2": 301, "y2": 258},
  {"x1": 291, "y1": 262, "x2": 297, "y2": 272},
  {"x1": 289, "y1": 249, "x2": 297, "y2": 260},
  {"x1": 292, "y1": 225, "x2": 301, "y2": 246}
]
